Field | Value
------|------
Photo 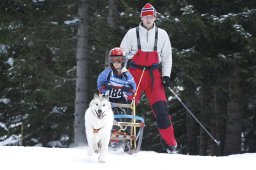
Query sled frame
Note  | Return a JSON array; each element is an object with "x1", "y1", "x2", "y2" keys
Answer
[{"x1": 110, "y1": 102, "x2": 145, "y2": 153}]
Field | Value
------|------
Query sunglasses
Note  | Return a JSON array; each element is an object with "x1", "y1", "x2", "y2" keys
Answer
[{"x1": 110, "y1": 57, "x2": 125, "y2": 63}]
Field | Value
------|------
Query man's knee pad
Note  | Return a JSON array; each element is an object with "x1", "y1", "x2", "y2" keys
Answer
[{"x1": 152, "y1": 101, "x2": 171, "y2": 129}]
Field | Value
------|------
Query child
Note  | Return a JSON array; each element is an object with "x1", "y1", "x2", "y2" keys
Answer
[
  {"x1": 97, "y1": 47, "x2": 136, "y2": 149},
  {"x1": 97, "y1": 47, "x2": 136, "y2": 105}
]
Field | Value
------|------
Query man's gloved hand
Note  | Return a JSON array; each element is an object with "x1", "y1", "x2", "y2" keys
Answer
[
  {"x1": 121, "y1": 85, "x2": 132, "y2": 92},
  {"x1": 105, "y1": 83, "x2": 113, "y2": 91},
  {"x1": 162, "y1": 76, "x2": 171, "y2": 88}
]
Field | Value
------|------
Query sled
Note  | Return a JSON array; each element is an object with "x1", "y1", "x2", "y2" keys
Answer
[{"x1": 110, "y1": 100, "x2": 145, "y2": 153}]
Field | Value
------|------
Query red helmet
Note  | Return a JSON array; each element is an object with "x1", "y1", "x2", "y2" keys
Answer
[{"x1": 109, "y1": 47, "x2": 126, "y2": 65}]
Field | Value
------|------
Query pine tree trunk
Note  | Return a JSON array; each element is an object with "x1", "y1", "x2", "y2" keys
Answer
[
  {"x1": 186, "y1": 103, "x2": 198, "y2": 155},
  {"x1": 198, "y1": 85, "x2": 212, "y2": 155},
  {"x1": 108, "y1": 0, "x2": 118, "y2": 28},
  {"x1": 74, "y1": 0, "x2": 88, "y2": 146},
  {"x1": 182, "y1": 85, "x2": 199, "y2": 155},
  {"x1": 199, "y1": 129, "x2": 207, "y2": 155},
  {"x1": 211, "y1": 88, "x2": 227, "y2": 156},
  {"x1": 224, "y1": 70, "x2": 242, "y2": 155}
]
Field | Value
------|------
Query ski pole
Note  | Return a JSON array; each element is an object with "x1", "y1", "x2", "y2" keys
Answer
[
  {"x1": 168, "y1": 87, "x2": 221, "y2": 146},
  {"x1": 131, "y1": 68, "x2": 145, "y2": 149}
]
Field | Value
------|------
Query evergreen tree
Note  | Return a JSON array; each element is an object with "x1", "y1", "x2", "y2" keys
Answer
[{"x1": 0, "y1": 0, "x2": 78, "y2": 146}]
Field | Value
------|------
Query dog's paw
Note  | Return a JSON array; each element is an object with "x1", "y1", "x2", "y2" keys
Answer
[
  {"x1": 98, "y1": 152, "x2": 106, "y2": 163},
  {"x1": 93, "y1": 143, "x2": 101, "y2": 153},
  {"x1": 87, "y1": 149, "x2": 93, "y2": 156},
  {"x1": 94, "y1": 148, "x2": 101, "y2": 153},
  {"x1": 98, "y1": 157, "x2": 106, "y2": 163}
]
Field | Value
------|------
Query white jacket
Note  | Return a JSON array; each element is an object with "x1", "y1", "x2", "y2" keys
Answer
[{"x1": 120, "y1": 23, "x2": 172, "y2": 77}]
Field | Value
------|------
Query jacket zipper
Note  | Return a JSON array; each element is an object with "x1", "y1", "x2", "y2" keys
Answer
[{"x1": 147, "y1": 31, "x2": 148, "y2": 42}]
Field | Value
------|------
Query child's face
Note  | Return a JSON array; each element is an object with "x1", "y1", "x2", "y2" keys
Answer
[{"x1": 113, "y1": 61, "x2": 122, "y2": 69}]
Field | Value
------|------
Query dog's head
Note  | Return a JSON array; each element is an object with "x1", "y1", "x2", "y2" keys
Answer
[{"x1": 89, "y1": 94, "x2": 112, "y2": 119}]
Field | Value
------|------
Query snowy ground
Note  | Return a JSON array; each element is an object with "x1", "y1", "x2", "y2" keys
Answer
[{"x1": 0, "y1": 146, "x2": 255, "y2": 170}]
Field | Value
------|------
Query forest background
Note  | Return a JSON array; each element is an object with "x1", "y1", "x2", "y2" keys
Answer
[{"x1": 0, "y1": 0, "x2": 256, "y2": 156}]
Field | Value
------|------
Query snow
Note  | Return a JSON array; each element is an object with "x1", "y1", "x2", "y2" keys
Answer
[
  {"x1": 6, "y1": 58, "x2": 14, "y2": 66},
  {"x1": 0, "y1": 135, "x2": 20, "y2": 146},
  {"x1": 0, "y1": 98, "x2": 11, "y2": 104},
  {"x1": 32, "y1": 0, "x2": 45, "y2": 3},
  {"x1": 0, "y1": 122, "x2": 8, "y2": 131},
  {"x1": 0, "y1": 44, "x2": 8, "y2": 54},
  {"x1": 64, "y1": 18, "x2": 80, "y2": 25},
  {"x1": 0, "y1": 146, "x2": 254, "y2": 170},
  {"x1": 180, "y1": 5, "x2": 195, "y2": 15}
]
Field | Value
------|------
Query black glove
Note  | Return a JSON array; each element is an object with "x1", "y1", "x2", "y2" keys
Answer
[
  {"x1": 105, "y1": 83, "x2": 113, "y2": 91},
  {"x1": 121, "y1": 85, "x2": 132, "y2": 92},
  {"x1": 162, "y1": 76, "x2": 171, "y2": 88}
]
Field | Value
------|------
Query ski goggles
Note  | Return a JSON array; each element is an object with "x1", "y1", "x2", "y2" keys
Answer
[
  {"x1": 141, "y1": 16, "x2": 155, "y2": 20},
  {"x1": 110, "y1": 56, "x2": 125, "y2": 63}
]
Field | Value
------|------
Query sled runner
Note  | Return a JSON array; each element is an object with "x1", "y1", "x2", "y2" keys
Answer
[{"x1": 110, "y1": 101, "x2": 145, "y2": 153}]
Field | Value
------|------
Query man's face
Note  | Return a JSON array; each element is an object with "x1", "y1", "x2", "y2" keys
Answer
[{"x1": 141, "y1": 15, "x2": 156, "y2": 29}]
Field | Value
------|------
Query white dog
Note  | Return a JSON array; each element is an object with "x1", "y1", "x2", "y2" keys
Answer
[{"x1": 85, "y1": 94, "x2": 114, "y2": 163}]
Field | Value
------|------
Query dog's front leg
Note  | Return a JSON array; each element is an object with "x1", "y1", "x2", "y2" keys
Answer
[
  {"x1": 98, "y1": 133, "x2": 111, "y2": 163},
  {"x1": 86, "y1": 125, "x2": 94, "y2": 156},
  {"x1": 98, "y1": 139, "x2": 107, "y2": 163},
  {"x1": 93, "y1": 134, "x2": 101, "y2": 153}
]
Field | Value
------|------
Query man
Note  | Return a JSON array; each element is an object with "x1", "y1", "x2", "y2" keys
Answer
[{"x1": 120, "y1": 3, "x2": 177, "y2": 153}]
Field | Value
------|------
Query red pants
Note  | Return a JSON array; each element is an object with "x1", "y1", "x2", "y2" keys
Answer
[{"x1": 128, "y1": 50, "x2": 177, "y2": 147}]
